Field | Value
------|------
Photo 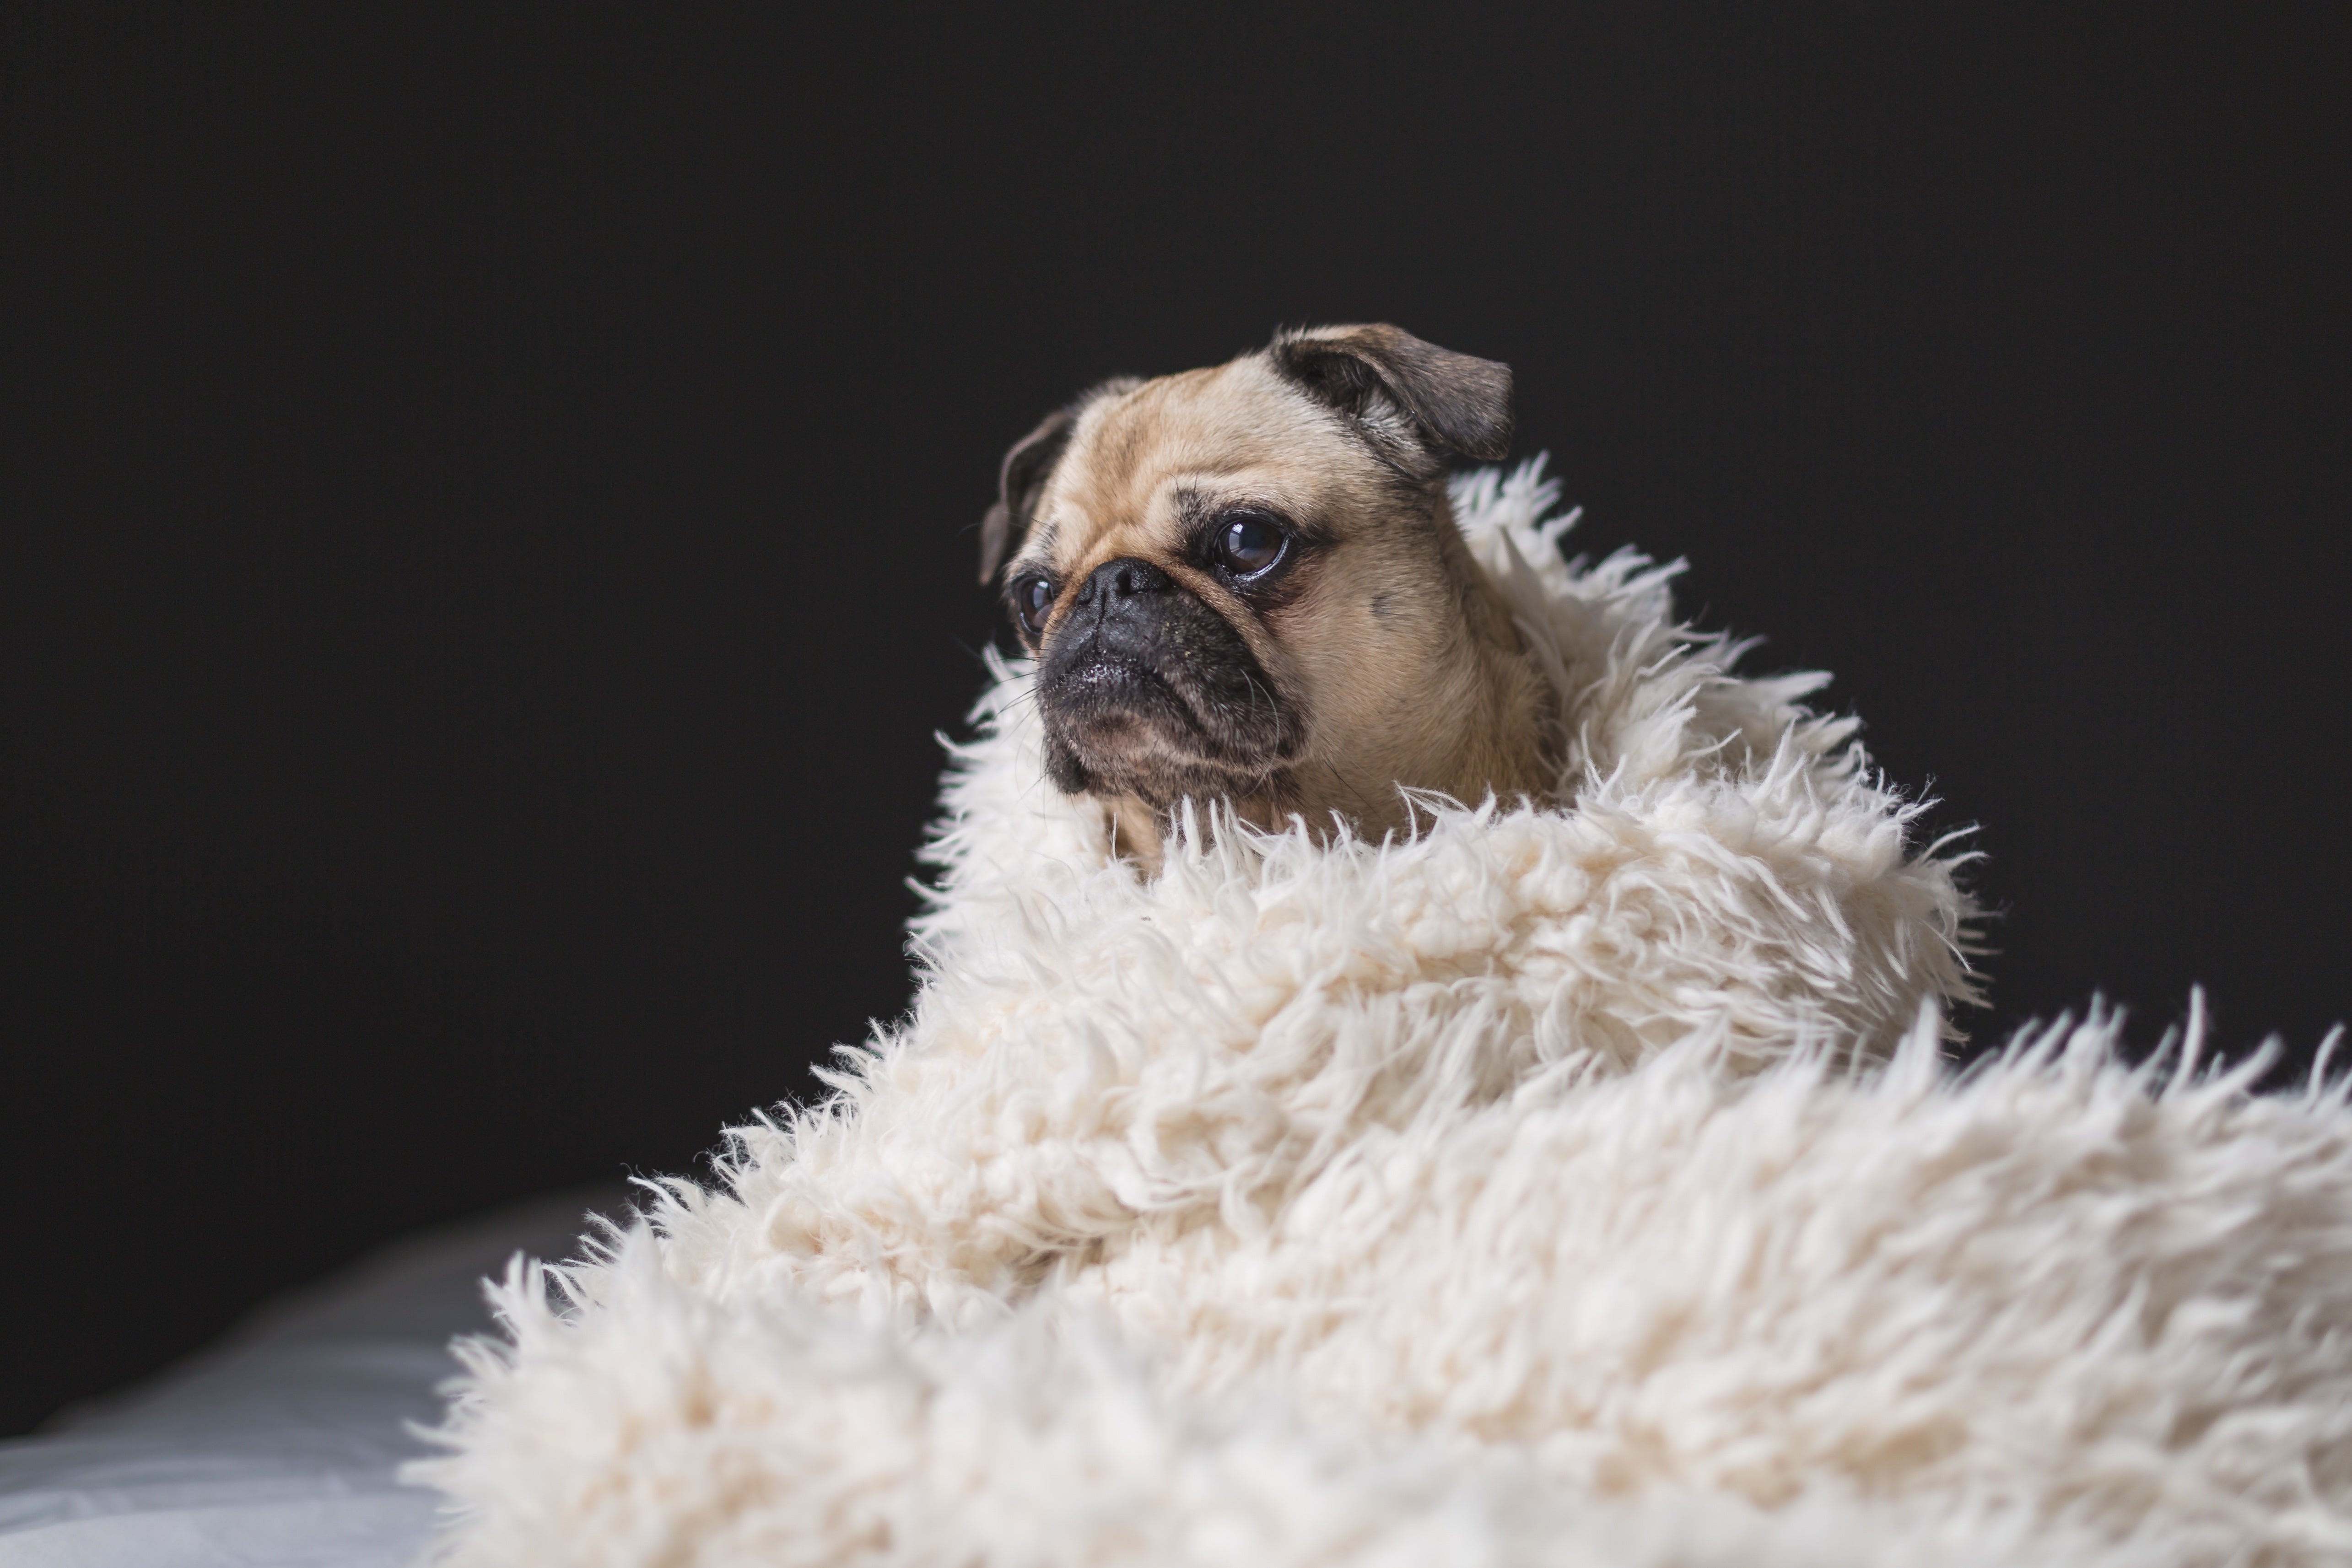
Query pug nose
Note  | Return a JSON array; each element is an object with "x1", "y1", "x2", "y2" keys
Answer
[{"x1": 1074, "y1": 556, "x2": 1171, "y2": 607}]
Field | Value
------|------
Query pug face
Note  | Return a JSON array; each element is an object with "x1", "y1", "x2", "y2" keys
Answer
[{"x1": 980, "y1": 325, "x2": 1552, "y2": 864}]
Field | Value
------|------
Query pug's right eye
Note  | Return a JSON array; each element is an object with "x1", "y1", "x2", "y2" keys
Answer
[{"x1": 1012, "y1": 573, "x2": 1055, "y2": 637}]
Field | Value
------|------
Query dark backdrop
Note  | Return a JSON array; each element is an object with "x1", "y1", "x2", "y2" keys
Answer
[{"x1": 8, "y1": 9, "x2": 2345, "y2": 1435}]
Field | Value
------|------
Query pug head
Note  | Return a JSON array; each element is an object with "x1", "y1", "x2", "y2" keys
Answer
[{"x1": 980, "y1": 323, "x2": 1553, "y2": 865}]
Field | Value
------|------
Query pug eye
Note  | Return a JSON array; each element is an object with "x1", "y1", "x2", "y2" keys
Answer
[
  {"x1": 1011, "y1": 573, "x2": 1055, "y2": 636},
  {"x1": 1211, "y1": 513, "x2": 1288, "y2": 579}
]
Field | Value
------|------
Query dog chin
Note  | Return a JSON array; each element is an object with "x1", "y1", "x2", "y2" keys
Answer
[{"x1": 1041, "y1": 685, "x2": 1274, "y2": 808}]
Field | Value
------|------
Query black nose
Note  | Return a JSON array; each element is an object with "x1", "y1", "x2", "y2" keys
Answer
[{"x1": 1074, "y1": 556, "x2": 1171, "y2": 608}]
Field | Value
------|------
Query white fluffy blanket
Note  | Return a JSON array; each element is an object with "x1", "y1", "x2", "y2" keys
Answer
[{"x1": 412, "y1": 466, "x2": 2352, "y2": 1565}]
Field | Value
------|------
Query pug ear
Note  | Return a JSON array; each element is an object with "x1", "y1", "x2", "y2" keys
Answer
[
  {"x1": 976, "y1": 378, "x2": 1138, "y2": 584},
  {"x1": 1269, "y1": 323, "x2": 1514, "y2": 467},
  {"x1": 978, "y1": 409, "x2": 1075, "y2": 585}
]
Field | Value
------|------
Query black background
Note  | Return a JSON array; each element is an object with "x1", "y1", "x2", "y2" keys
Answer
[{"x1": 7, "y1": 10, "x2": 2345, "y2": 1435}]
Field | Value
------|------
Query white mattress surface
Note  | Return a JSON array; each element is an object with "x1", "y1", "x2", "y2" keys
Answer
[{"x1": 0, "y1": 1187, "x2": 628, "y2": 1567}]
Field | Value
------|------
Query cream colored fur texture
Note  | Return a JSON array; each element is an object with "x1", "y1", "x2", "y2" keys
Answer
[{"x1": 410, "y1": 464, "x2": 2352, "y2": 1565}]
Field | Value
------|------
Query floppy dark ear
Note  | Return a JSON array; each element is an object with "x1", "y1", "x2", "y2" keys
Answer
[
  {"x1": 1269, "y1": 324, "x2": 1514, "y2": 464},
  {"x1": 978, "y1": 408, "x2": 1077, "y2": 585}
]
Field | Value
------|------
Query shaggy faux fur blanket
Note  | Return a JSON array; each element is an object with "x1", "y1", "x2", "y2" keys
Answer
[{"x1": 412, "y1": 465, "x2": 2352, "y2": 1566}]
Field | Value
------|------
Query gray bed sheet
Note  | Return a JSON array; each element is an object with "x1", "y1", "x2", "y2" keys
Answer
[{"x1": 0, "y1": 1185, "x2": 632, "y2": 1567}]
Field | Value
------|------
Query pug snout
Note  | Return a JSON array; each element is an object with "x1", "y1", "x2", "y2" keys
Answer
[
  {"x1": 1063, "y1": 557, "x2": 1174, "y2": 658},
  {"x1": 1074, "y1": 556, "x2": 1171, "y2": 608}
]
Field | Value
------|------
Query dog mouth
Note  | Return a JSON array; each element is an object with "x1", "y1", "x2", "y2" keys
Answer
[{"x1": 1036, "y1": 581, "x2": 1298, "y2": 807}]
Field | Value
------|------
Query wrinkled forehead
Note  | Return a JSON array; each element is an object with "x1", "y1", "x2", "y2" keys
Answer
[{"x1": 1025, "y1": 358, "x2": 1362, "y2": 562}]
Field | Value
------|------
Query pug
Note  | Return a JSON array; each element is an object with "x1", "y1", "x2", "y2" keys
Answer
[{"x1": 979, "y1": 324, "x2": 1553, "y2": 868}]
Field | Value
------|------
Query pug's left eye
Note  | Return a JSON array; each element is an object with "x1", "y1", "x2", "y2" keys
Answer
[{"x1": 1211, "y1": 513, "x2": 1288, "y2": 579}]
